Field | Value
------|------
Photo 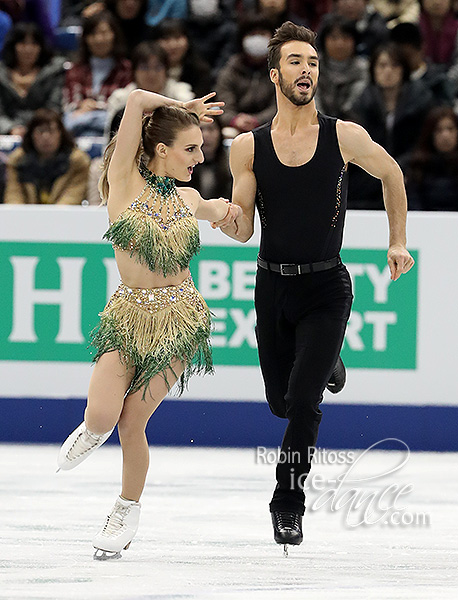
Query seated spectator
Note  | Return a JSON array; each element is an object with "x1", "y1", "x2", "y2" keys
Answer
[
  {"x1": 186, "y1": 0, "x2": 237, "y2": 79},
  {"x1": 145, "y1": 0, "x2": 187, "y2": 26},
  {"x1": 391, "y1": 22, "x2": 454, "y2": 106},
  {"x1": 420, "y1": 0, "x2": 458, "y2": 93},
  {"x1": 77, "y1": 3, "x2": 154, "y2": 57},
  {"x1": 349, "y1": 43, "x2": 434, "y2": 208},
  {"x1": 321, "y1": 0, "x2": 389, "y2": 57},
  {"x1": 191, "y1": 119, "x2": 231, "y2": 199},
  {"x1": 371, "y1": 0, "x2": 420, "y2": 28},
  {"x1": 4, "y1": 108, "x2": 91, "y2": 204},
  {"x1": 154, "y1": 18, "x2": 212, "y2": 97},
  {"x1": 104, "y1": 0, "x2": 154, "y2": 57},
  {"x1": 0, "y1": 22, "x2": 65, "y2": 136},
  {"x1": 216, "y1": 14, "x2": 275, "y2": 134},
  {"x1": 315, "y1": 15, "x2": 369, "y2": 120},
  {"x1": 105, "y1": 40, "x2": 193, "y2": 138},
  {"x1": 403, "y1": 106, "x2": 458, "y2": 211},
  {"x1": 352, "y1": 43, "x2": 434, "y2": 160},
  {"x1": 63, "y1": 10, "x2": 132, "y2": 136}
]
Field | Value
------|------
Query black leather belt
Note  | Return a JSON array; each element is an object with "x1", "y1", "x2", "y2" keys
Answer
[{"x1": 257, "y1": 255, "x2": 341, "y2": 276}]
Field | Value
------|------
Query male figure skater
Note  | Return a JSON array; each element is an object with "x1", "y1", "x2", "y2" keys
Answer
[{"x1": 214, "y1": 21, "x2": 414, "y2": 553}]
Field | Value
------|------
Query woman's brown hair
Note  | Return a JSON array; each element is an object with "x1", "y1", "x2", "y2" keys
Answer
[
  {"x1": 98, "y1": 105, "x2": 200, "y2": 202},
  {"x1": 79, "y1": 10, "x2": 127, "y2": 64}
]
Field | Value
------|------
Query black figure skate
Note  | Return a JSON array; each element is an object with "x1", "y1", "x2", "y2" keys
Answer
[
  {"x1": 271, "y1": 510, "x2": 303, "y2": 557},
  {"x1": 326, "y1": 356, "x2": 346, "y2": 394}
]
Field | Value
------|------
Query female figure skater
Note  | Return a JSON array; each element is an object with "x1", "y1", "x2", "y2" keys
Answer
[{"x1": 57, "y1": 89, "x2": 241, "y2": 559}]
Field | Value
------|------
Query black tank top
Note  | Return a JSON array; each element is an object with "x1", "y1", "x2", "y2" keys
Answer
[{"x1": 252, "y1": 113, "x2": 348, "y2": 264}]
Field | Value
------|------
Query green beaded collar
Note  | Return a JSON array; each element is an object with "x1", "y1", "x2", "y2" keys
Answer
[{"x1": 139, "y1": 163, "x2": 176, "y2": 197}]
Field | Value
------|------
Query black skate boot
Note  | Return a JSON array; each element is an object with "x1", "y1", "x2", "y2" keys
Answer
[
  {"x1": 271, "y1": 510, "x2": 303, "y2": 557},
  {"x1": 326, "y1": 355, "x2": 346, "y2": 394}
]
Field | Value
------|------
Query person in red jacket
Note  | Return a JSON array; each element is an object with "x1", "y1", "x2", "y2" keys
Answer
[{"x1": 64, "y1": 10, "x2": 132, "y2": 136}]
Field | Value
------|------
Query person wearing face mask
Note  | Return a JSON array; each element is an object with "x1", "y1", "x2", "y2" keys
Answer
[{"x1": 216, "y1": 14, "x2": 276, "y2": 134}]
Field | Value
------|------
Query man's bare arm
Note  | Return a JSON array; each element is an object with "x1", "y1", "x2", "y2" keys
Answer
[
  {"x1": 218, "y1": 132, "x2": 257, "y2": 243},
  {"x1": 337, "y1": 121, "x2": 415, "y2": 281}
]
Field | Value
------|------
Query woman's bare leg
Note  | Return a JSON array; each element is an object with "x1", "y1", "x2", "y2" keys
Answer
[
  {"x1": 85, "y1": 351, "x2": 135, "y2": 435},
  {"x1": 117, "y1": 361, "x2": 185, "y2": 502}
]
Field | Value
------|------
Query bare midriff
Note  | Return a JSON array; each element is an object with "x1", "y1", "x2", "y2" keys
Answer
[{"x1": 114, "y1": 247, "x2": 190, "y2": 289}]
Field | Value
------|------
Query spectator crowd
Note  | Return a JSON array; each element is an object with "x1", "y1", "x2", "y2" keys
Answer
[{"x1": 0, "y1": 0, "x2": 457, "y2": 211}]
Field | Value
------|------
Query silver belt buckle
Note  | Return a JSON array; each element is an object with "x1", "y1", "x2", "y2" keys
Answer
[{"x1": 280, "y1": 263, "x2": 298, "y2": 276}]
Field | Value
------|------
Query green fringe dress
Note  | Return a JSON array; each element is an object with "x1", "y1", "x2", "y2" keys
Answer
[{"x1": 90, "y1": 170, "x2": 213, "y2": 397}]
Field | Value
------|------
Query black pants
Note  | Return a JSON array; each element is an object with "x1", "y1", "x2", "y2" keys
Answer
[{"x1": 254, "y1": 262, "x2": 353, "y2": 515}]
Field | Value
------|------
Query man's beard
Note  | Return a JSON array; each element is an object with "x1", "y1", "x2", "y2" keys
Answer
[{"x1": 278, "y1": 69, "x2": 317, "y2": 106}]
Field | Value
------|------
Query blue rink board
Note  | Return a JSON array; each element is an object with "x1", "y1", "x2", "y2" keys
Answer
[{"x1": 1, "y1": 398, "x2": 457, "y2": 451}]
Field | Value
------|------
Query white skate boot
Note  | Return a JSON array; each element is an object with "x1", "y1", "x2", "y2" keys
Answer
[
  {"x1": 93, "y1": 496, "x2": 141, "y2": 560},
  {"x1": 57, "y1": 422, "x2": 114, "y2": 471}
]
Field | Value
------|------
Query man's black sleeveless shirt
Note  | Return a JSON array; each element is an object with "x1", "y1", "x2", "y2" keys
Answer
[{"x1": 252, "y1": 113, "x2": 348, "y2": 264}]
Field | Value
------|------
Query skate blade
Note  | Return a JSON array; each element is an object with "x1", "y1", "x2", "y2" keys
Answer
[
  {"x1": 283, "y1": 544, "x2": 288, "y2": 558},
  {"x1": 93, "y1": 549, "x2": 122, "y2": 561}
]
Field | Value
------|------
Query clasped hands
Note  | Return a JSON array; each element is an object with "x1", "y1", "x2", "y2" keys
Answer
[{"x1": 211, "y1": 199, "x2": 242, "y2": 231}]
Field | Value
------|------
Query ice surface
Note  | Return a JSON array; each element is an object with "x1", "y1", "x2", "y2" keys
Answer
[{"x1": 0, "y1": 444, "x2": 457, "y2": 599}]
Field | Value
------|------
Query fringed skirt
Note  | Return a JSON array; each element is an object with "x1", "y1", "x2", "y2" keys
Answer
[{"x1": 90, "y1": 275, "x2": 213, "y2": 397}]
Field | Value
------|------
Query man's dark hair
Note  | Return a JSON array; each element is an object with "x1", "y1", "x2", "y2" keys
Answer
[
  {"x1": 390, "y1": 23, "x2": 423, "y2": 50},
  {"x1": 267, "y1": 21, "x2": 317, "y2": 70}
]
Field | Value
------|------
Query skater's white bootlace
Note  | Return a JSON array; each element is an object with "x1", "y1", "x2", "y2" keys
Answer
[
  {"x1": 67, "y1": 430, "x2": 102, "y2": 461},
  {"x1": 101, "y1": 505, "x2": 130, "y2": 538}
]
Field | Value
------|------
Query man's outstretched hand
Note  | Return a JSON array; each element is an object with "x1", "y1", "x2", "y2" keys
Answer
[{"x1": 388, "y1": 244, "x2": 415, "y2": 281}]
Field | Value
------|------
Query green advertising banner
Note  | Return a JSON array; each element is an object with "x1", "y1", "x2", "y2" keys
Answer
[{"x1": 0, "y1": 242, "x2": 417, "y2": 368}]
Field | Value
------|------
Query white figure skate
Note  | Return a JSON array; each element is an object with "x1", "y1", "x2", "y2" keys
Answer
[
  {"x1": 57, "y1": 422, "x2": 113, "y2": 471},
  {"x1": 93, "y1": 496, "x2": 141, "y2": 560}
]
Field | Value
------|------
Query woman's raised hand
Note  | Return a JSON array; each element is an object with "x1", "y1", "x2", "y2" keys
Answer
[{"x1": 184, "y1": 92, "x2": 224, "y2": 123}]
